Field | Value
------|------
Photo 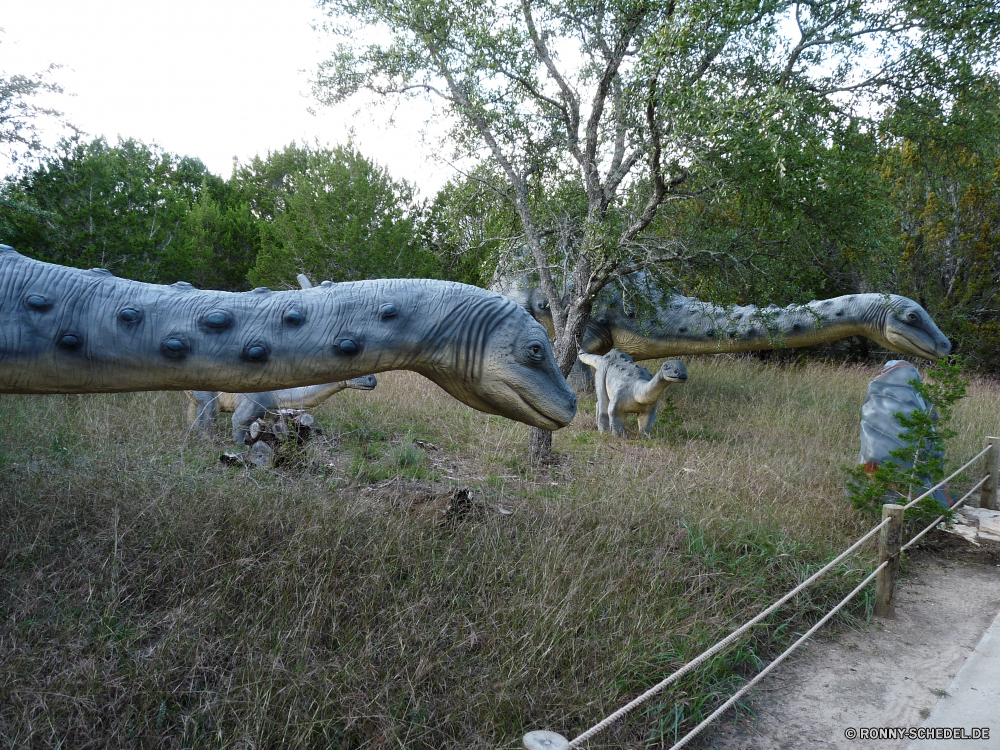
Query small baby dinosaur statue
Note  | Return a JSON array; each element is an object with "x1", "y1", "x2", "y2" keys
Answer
[{"x1": 578, "y1": 349, "x2": 687, "y2": 437}]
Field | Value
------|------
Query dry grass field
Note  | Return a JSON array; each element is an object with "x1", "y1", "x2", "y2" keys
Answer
[{"x1": 1, "y1": 355, "x2": 998, "y2": 749}]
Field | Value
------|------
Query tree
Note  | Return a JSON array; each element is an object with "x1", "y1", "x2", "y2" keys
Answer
[
  {"x1": 167, "y1": 178, "x2": 261, "y2": 291},
  {"x1": 421, "y1": 164, "x2": 527, "y2": 288},
  {"x1": 0, "y1": 136, "x2": 232, "y2": 284},
  {"x1": 1, "y1": 39, "x2": 67, "y2": 166},
  {"x1": 244, "y1": 142, "x2": 437, "y2": 287},
  {"x1": 878, "y1": 77, "x2": 1000, "y2": 371},
  {"x1": 314, "y1": 0, "x2": 999, "y2": 454}
]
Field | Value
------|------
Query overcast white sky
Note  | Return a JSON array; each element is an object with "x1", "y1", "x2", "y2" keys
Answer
[{"x1": 1, "y1": 0, "x2": 454, "y2": 194}]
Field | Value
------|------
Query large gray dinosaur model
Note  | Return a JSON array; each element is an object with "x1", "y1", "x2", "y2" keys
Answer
[
  {"x1": 498, "y1": 276, "x2": 951, "y2": 362},
  {"x1": 581, "y1": 294, "x2": 951, "y2": 361},
  {"x1": 186, "y1": 375, "x2": 378, "y2": 444},
  {"x1": 577, "y1": 349, "x2": 687, "y2": 436},
  {"x1": 0, "y1": 246, "x2": 577, "y2": 429}
]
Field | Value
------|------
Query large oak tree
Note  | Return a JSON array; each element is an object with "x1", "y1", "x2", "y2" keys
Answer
[{"x1": 314, "y1": 0, "x2": 999, "y2": 452}]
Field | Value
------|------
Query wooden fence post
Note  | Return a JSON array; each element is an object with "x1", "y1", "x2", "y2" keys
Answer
[
  {"x1": 981, "y1": 436, "x2": 1000, "y2": 511},
  {"x1": 874, "y1": 504, "x2": 904, "y2": 618}
]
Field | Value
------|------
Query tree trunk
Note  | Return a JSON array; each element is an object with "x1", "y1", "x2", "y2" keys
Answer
[
  {"x1": 528, "y1": 426, "x2": 553, "y2": 463},
  {"x1": 528, "y1": 296, "x2": 592, "y2": 463}
]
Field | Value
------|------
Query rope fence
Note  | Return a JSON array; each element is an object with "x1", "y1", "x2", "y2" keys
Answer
[{"x1": 523, "y1": 436, "x2": 1000, "y2": 750}]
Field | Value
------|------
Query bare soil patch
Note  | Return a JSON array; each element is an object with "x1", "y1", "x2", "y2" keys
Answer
[{"x1": 704, "y1": 541, "x2": 1000, "y2": 750}]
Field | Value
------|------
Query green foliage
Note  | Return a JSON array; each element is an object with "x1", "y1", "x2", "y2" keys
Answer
[
  {"x1": 314, "y1": 0, "x2": 1000, "y2": 372},
  {"x1": 0, "y1": 135, "x2": 257, "y2": 287},
  {"x1": 878, "y1": 75, "x2": 1000, "y2": 372},
  {"x1": 419, "y1": 166, "x2": 521, "y2": 287},
  {"x1": 0, "y1": 37, "x2": 67, "y2": 164},
  {"x1": 165, "y1": 179, "x2": 260, "y2": 290},
  {"x1": 846, "y1": 358, "x2": 968, "y2": 525},
  {"x1": 244, "y1": 142, "x2": 437, "y2": 287}
]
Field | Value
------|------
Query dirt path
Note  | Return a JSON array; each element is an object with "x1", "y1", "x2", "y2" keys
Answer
[{"x1": 703, "y1": 546, "x2": 1000, "y2": 750}]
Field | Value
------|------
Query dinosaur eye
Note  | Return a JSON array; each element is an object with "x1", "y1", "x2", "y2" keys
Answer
[
  {"x1": 538, "y1": 299, "x2": 548, "y2": 309},
  {"x1": 597, "y1": 317, "x2": 609, "y2": 326},
  {"x1": 520, "y1": 341, "x2": 546, "y2": 364},
  {"x1": 906, "y1": 312, "x2": 918, "y2": 322}
]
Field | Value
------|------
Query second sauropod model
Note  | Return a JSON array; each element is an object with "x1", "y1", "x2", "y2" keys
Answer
[{"x1": 186, "y1": 375, "x2": 378, "y2": 444}]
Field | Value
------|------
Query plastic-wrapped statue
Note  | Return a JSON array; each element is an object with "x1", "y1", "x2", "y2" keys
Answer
[{"x1": 858, "y1": 360, "x2": 951, "y2": 508}]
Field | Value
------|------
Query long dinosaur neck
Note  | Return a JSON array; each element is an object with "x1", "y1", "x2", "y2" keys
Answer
[
  {"x1": 634, "y1": 371, "x2": 673, "y2": 405},
  {"x1": 612, "y1": 294, "x2": 886, "y2": 359},
  {"x1": 273, "y1": 382, "x2": 349, "y2": 408},
  {"x1": 0, "y1": 247, "x2": 508, "y2": 394}
]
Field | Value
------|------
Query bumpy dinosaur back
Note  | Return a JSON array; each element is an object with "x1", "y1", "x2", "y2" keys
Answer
[{"x1": 0, "y1": 246, "x2": 577, "y2": 429}]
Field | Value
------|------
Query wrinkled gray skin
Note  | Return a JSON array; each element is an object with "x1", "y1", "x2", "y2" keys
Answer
[
  {"x1": 186, "y1": 272, "x2": 380, "y2": 443},
  {"x1": 858, "y1": 360, "x2": 951, "y2": 508},
  {"x1": 581, "y1": 294, "x2": 952, "y2": 361},
  {"x1": 186, "y1": 375, "x2": 378, "y2": 444},
  {"x1": 0, "y1": 246, "x2": 577, "y2": 429},
  {"x1": 578, "y1": 348, "x2": 688, "y2": 437}
]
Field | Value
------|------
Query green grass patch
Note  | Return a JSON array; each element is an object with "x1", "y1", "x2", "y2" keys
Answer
[{"x1": 1, "y1": 357, "x2": 997, "y2": 748}]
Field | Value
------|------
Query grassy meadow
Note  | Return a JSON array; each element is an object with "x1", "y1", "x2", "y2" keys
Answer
[{"x1": 1, "y1": 355, "x2": 998, "y2": 749}]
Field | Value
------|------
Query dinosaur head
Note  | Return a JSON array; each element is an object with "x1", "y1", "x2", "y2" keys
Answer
[
  {"x1": 581, "y1": 304, "x2": 645, "y2": 355},
  {"x1": 423, "y1": 294, "x2": 577, "y2": 430},
  {"x1": 659, "y1": 360, "x2": 688, "y2": 382},
  {"x1": 874, "y1": 296, "x2": 951, "y2": 360},
  {"x1": 504, "y1": 285, "x2": 556, "y2": 339},
  {"x1": 345, "y1": 374, "x2": 377, "y2": 391}
]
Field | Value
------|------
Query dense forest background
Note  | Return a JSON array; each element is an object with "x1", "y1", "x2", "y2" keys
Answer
[{"x1": 2, "y1": 82, "x2": 998, "y2": 370}]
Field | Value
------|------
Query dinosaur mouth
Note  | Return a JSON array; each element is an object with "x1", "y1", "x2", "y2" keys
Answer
[
  {"x1": 885, "y1": 330, "x2": 950, "y2": 360},
  {"x1": 514, "y1": 391, "x2": 574, "y2": 430}
]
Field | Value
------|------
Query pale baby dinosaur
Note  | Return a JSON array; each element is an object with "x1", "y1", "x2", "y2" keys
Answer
[{"x1": 578, "y1": 349, "x2": 687, "y2": 437}]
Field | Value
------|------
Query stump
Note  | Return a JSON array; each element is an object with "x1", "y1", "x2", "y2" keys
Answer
[{"x1": 234, "y1": 408, "x2": 320, "y2": 468}]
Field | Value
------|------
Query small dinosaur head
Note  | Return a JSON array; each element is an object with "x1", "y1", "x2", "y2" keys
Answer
[
  {"x1": 877, "y1": 296, "x2": 951, "y2": 360},
  {"x1": 659, "y1": 360, "x2": 688, "y2": 382},
  {"x1": 424, "y1": 294, "x2": 577, "y2": 430},
  {"x1": 345, "y1": 374, "x2": 377, "y2": 391}
]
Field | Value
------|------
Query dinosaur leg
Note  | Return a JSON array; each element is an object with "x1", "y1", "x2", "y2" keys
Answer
[
  {"x1": 608, "y1": 399, "x2": 627, "y2": 437},
  {"x1": 231, "y1": 395, "x2": 268, "y2": 445},
  {"x1": 189, "y1": 391, "x2": 219, "y2": 436},
  {"x1": 638, "y1": 403, "x2": 658, "y2": 437},
  {"x1": 594, "y1": 368, "x2": 611, "y2": 432}
]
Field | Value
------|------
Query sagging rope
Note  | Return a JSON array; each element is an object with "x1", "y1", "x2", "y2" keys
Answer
[
  {"x1": 524, "y1": 447, "x2": 994, "y2": 750},
  {"x1": 561, "y1": 515, "x2": 893, "y2": 748}
]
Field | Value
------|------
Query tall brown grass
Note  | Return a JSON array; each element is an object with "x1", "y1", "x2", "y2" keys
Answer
[{"x1": 1, "y1": 356, "x2": 997, "y2": 749}]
